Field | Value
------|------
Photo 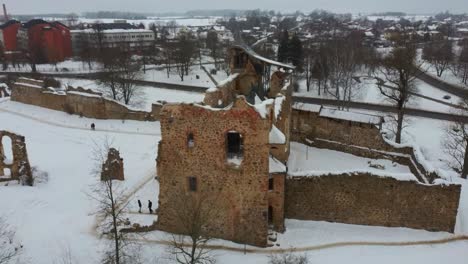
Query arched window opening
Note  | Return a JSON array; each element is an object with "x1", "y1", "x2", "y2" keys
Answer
[{"x1": 1, "y1": 136, "x2": 13, "y2": 165}]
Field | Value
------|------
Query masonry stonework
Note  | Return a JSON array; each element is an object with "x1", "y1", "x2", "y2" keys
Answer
[
  {"x1": 0, "y1": 131, "x2": 33, "y2": 183},
  {"x1": 285, "y1": 174, "x2": 461, "y2": 233},
  {"x1": 11, "y1": 78, "x2": 162, "y2": 121},
  {"x1": 101, "y1": 148, "x2": 125, "y2": 181},
  {"x1": 157, "y1": 98, "x2": 275, "y2": 247}
]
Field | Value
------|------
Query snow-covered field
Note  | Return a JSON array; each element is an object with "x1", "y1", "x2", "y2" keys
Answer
[
  {"x1": 1, "y1": 95, "x2": 468, "y2": 263},
  {"x1": 288, "y1": 142, "x2": 413, "y2": 176},
  {"x1": 295, "y1": 76, "x2": 464, "y2": 114},
  {"x1": 57, "y1": 77, "x2": 205, "y2": 111}
]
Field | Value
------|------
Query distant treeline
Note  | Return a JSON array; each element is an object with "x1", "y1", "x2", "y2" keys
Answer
[
  {"x1": 370, "y1": 12, "x2": 407, "y2": 17},
  {"x1": 83, "y1": 11, "x2": 151, "y2": 19}
]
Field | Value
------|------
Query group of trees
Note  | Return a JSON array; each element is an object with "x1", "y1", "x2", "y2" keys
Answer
[
  {"x1": 422, "y1": 39, "x2": 454, "y2": 77},
  {"x1": 422, "y1": 38, "x2": 468, "y2": 85}
]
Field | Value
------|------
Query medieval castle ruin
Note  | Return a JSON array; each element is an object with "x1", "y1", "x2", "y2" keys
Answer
[
  {"x1": 155, "y1": 45, "x2": 461, "y2": 247},
  {"x1": 5, "y1": 45, "x2": 462, "y2": 248}
]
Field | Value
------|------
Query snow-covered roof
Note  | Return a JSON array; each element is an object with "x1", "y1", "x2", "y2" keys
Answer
[
  {"x1": 269, "y1": 156, "x2": 286, "y2": 174},
  {"x1": 292, "y1": 102, "x2": 321, "y2": 113},
  {"x1": 232, "y1": 45, "x2": 295, "y2": 70},
  {"x1": 270, "y1": 125, "x2": 286, "y2": 145},
  {"x1": 319, "y1": 107, "x2": 382, "y2": 125}
]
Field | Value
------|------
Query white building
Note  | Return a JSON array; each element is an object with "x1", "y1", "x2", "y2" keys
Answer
[{"x1": 71, "y1": 28, "x2": 155, "y2": 54}]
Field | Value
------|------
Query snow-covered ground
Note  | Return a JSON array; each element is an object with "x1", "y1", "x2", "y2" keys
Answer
[
  {"x1": 1, "y1": 60, "x2": 102, "y2": 74},
  {"x1": 141, "y1": 64, "x2": 227, "y2": 88},
  {"x1": 288, "y1": 142, "x2": 413, "y2": 175},
  {"x1": 423, "y1": 62, "x2": 468, "y2": 89},
  {"x1": 57, "y1": 77, "x2": 205, "y2": 111},
  {"x1": 1, "y1": 95, "x2": 468, "y2": 263}
]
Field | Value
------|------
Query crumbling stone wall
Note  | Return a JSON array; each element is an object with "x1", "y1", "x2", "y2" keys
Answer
[
  {"x1": 0, "y1": 131, "x2": 33, "y2": 184},
  {"x1": 285, "y1": 173, "x2": 461, "y2": 233},
  {"x1": 291, "y1": 109, "x2": 439, "y2": 183},
  {"x1": 157, "y1": 97, "x2": 281, "y2": 247},
  {"x1": 101, "y1": 148, "x2": 124, "y2": 181},
  {"x1": 291, "y1": 109, "x2": 388, "y2": 150},
  {"x1": 11, "y1": 78, "x2": 162, "y2": 121}
]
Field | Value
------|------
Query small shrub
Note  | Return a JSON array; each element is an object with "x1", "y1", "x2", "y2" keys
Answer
[
  {"x1": 268, "y1": 252, "x2": 309, "y2": 264},
  {"x1": 43, "y1": 77, "x2": 61, "y2": 88}
]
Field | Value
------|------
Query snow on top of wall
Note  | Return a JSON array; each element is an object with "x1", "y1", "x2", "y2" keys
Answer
[
  {"x1": 270, "y1": 156, "x2": 286, "y2": 173},
  {"x1": 15, "y1": 82, "x2": 42, "y2": 89},
  {"x1": 206, "y1": 87, "x2": 218, "y2": 93},
  {"x1": 67, "y1": 91, "x2": 103, "y2": 99},
  {"x1": 319, "y1": 107, "x2": 382, "y2": 125},
  {"x1": 217, "y1": 73, "x2": 239, "y2": 88},
  {"x1": 292, "y1": 102, "x2": 322, "y2": 113},
  {"x1": 270, "y1": 125, "x2": 286, "y2": 145},
  {"x1": 288, "y1": 170, "x2": 420, "y2": 183},
  {"x1": 253, "y1": 98, "x2": 274, "y2": 119},
  {"x1": 274, "y1": 95, "x2": 285, "y2": 119}
]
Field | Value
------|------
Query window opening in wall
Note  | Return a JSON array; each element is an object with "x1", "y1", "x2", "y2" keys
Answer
[
  {"x1": 268, "y1": 175, "x2": 274, "y2": 191},
  {"x1": 187, "y1": 133, "x2": 195, "y2": 148},
  {"x1": 268, "y1": 206, "x2": 273, "y2": 225},
  {"x1": 188, "y1": 177, "x2": 197, "y2": 192},
  {"x1": 1, "y1": 136, "x2": 13, "y2": 165},
  {"x1": 226, "y1": 131, "x2": 243, "y2": 165},
  {"x1": 2, "y1": 168, "x2": 11, "y2": 178}
]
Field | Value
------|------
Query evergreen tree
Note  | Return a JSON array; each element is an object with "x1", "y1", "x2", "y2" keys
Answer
[
  {"x1": 288, "y1": 34, "x2": 304, "y2": 71},
  {"x1": 277, "y1": 30, "x2": 290, "y2": 63}
]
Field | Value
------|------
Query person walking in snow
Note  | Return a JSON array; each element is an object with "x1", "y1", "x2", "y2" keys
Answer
[
  {"x1": 148, "y1": 200, "x2": 153, "y2": 214},
  {"x1": 138, "y1": 199, "x2": 142, "y2": 213},
  {"x1": 91, "y1": 123, "x2": 95, "y2": 130}
]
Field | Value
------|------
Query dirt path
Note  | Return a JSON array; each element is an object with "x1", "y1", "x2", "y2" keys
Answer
[{"x1": 125, "y1": 234, "x2": 468, "y2": 254}]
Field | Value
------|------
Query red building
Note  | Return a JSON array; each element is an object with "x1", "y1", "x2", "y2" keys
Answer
[
  {"x1": 18, "y1": 19, "x2": 72, "y2": 63},
  {"x1": 0, "y1": 20, "x2": 20, "y2": 51}
]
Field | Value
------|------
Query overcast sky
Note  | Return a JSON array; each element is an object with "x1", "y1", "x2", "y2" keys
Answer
[{"x1": 4, "y1": 0, "x2": 468, "y2": 15}]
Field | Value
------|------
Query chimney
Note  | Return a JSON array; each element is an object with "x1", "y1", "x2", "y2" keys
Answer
[{"x1": 3, "y1": 4, "x2": 8, "y2": 21}]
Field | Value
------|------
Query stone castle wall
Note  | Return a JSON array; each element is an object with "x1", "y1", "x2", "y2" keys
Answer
[
  {"x1": 156, "y1": 97, "x2": 277, "y2": 247},
  {"x1": 291, "y1": 109, "x2": 438, "y2": 183},
  {"x1": 11, "y1": 78, "x2": 162, "y2": 121},
  {"x1": 285, "y1": 173, "x2": 461, "y2": 233}
]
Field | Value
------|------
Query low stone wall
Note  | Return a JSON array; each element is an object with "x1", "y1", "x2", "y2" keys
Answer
[
  {"x1": 285, "y1": 173, "x2": 461, "y2": 233},
  {"x1": 291, "y1": 109, "x2": 438, "y2": 183},
  {"x1": 11, "y1": 78, "x2": 162, "y2": 121}
]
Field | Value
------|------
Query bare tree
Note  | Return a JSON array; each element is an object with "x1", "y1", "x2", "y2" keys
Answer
[
  {"x1": 173, "y1": 32, "x2": 197, "y2": 82},
  {"x1": 88, "y1": 139, "x2": 140, "y2": 264},
  {"x1": 443, "y1": 100, "x2": 468, "y2": 179},
  {"x1": 377, "y1": 39, "x2": 421, "y2": 144},
  {"x1": 451, "y1": 43, "x2": 468, "y2": 85},
  {"x1": 0, "y1": 216, "x2": 22, "y2": 264},
  {"x1": 423, "y1": 39, "x2": 454, "y2": 77},
  {"x1": 97, "y1": 49, "x2": 142, "y2": 105},
  {"x1": 206, "y1": 30, "x2": 219, "y2": 67},
  {"x1": 168, "y1": 192, "x2": 217, "y2": 264},
  {"x1": 324, "y1": 38, "x2": 361, "y2": 109},
  {"x1": 115, "y1": 51, "x2": 142, "y2": 105}
]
